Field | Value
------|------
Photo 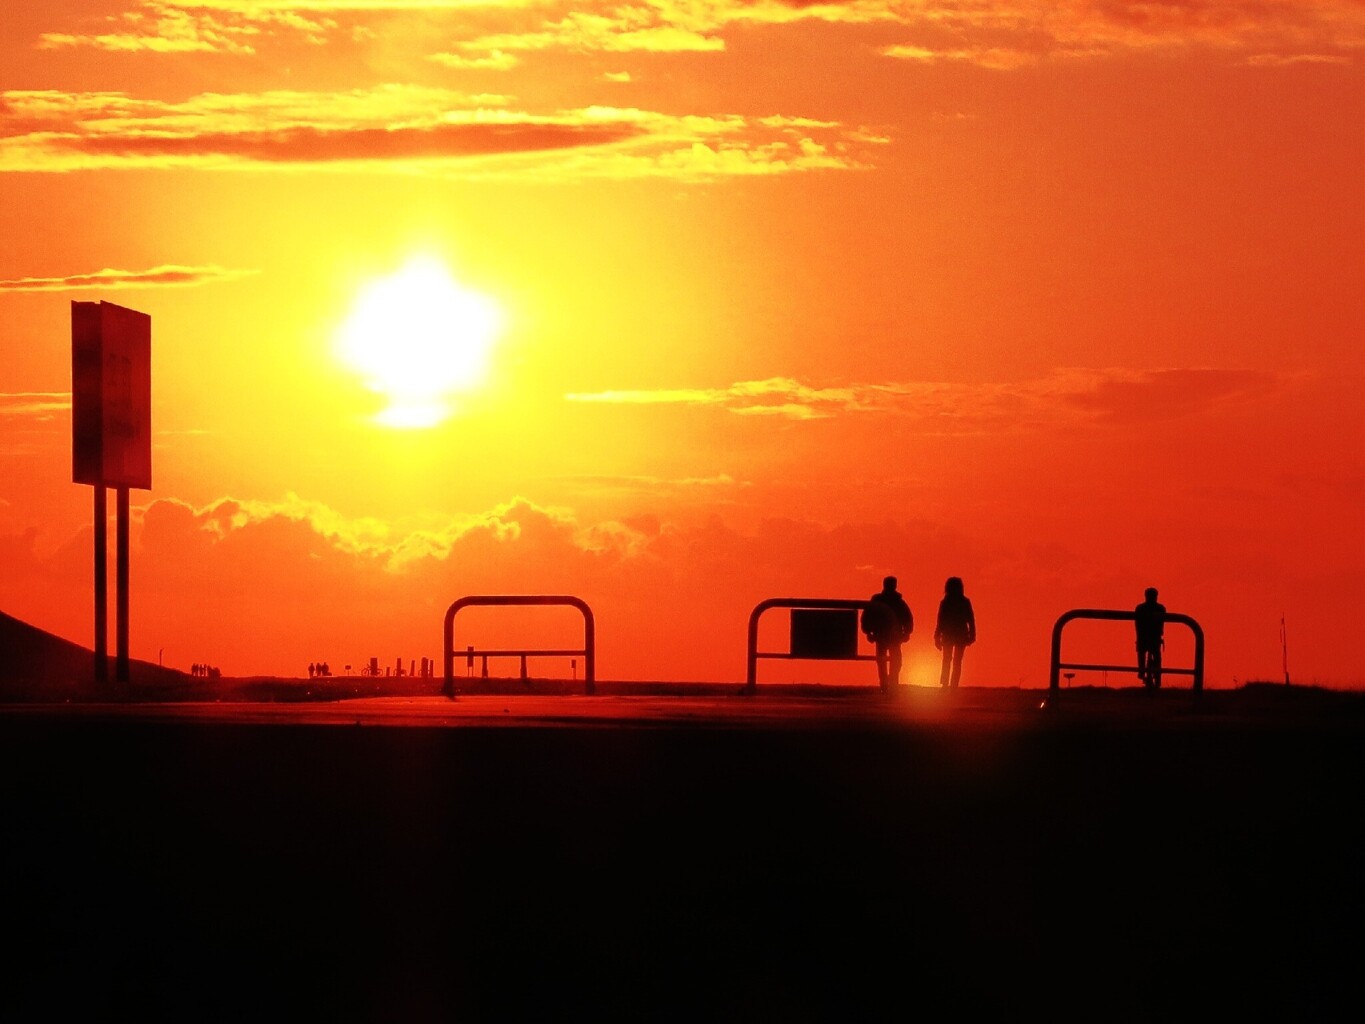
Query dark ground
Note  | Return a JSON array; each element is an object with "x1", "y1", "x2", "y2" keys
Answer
[{"x1": 2, "y1": 686, "x2": 1363, "y2": 1022}]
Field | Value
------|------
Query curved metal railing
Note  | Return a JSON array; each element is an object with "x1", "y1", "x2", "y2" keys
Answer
[{"x1": 443, "y1": 595, "x2": 595, "y2": 698}]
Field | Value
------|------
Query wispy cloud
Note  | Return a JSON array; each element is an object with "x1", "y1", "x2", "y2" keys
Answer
[
  {"x1": 566, "y1": 369, "x2": 1286, "y2": 430},
  {"x1": 0, "y1": 86, "x2": 876, "y2": 180},
  {"x1": 0, "y1": 392, "x2": 71, "y2": 418},
  {"x1": 36, "y1": 0, "x2": 351, "y2": 54},
  {"x1": 0, "y1": 265, "x2": 258, "y2": 292},
  {"x1": 1244, "y1": 52, "x2": 1352, "y2": 67},
  {"x1": 881, "y1": 44, "x2": 1052, "y2": 71},
  {"x1": 556, "y1": 472, "x2": 748, "y2": 497},
  {"x1": 33, "y1": 1, "x2": 1363, "y2": 67},
  {"x1": 875, "y1": 0, "x2": 1364, "y2": 68}
]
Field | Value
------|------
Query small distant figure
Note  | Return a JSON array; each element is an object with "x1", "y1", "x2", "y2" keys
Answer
[
  {"x1": 1135, "y1": 587, "x2": 1166, "y2": 689},
  {"x1": 861, "y1": 575, "x2": 913, "y2": 691},
  {"x1": 308, "y1": 662, "x2": 316, "y2": 679},
  {"x1": 933, "y1": 576, "x2": 976, "y2": 688}
]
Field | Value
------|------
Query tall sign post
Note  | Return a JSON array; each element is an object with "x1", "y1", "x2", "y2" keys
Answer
[{"x1": 72, "y1": 301, "x2": 151, "y2": 685}]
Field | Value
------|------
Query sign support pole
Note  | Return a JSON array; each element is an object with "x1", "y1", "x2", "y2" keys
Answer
[
  {"x1": 72, "y1": 300, "x2": 151, "y2": 688},
  {"x1": 93, "y1": 485, "x2": 108, "y2": 683},
  {"x1": 116, "y1": 485, "x2": 130, "y2": 683}
]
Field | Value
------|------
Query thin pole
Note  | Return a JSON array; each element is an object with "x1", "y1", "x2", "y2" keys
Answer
[
  {"x1": 94, "y1": 485, "x2": 107, "y2": 683},
  {"x1": 116, "y1": 486, "x2": 130, "y2": 683},
  {"x1": 1281, "y1": 614, "x2": 1290, "y2": 686}
]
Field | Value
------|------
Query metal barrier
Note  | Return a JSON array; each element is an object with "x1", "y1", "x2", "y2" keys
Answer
[
  {"x1": 745, "y1": 597, "x2": 877, "y2": 694},
  {"x1": 443, "y1": 595, "x2": 595, "y2": 698},
  {"x1": 1049, "y1": 608, "x2": 1204, "y2": 694}
]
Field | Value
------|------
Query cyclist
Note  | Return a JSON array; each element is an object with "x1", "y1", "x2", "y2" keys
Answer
[{"x1": 1135, "y1": 587, "x2": 1166, "y2": 689}]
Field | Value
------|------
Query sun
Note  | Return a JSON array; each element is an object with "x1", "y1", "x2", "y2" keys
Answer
[{"x1": 336, "y1": 256, "x2": 504, "y2": 428}]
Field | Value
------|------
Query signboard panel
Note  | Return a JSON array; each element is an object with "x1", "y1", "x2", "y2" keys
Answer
[
  {"x1": 72, "y1": 300, "x2": 151, "y2": 489},
  {"x1": 790, "y1": 609, "x2": 859, "y2": 660}
]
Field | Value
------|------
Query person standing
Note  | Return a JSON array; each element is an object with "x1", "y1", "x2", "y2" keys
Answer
[
  {"x1": 933, "y1": 576, "x2": 976, "y2": 688},
  {"x1": 861, "y1": 575, "x2": 913, "y2": 691},
  {"x1": 1135, "y1": 587, "x2": 1166, "y2": 689}
]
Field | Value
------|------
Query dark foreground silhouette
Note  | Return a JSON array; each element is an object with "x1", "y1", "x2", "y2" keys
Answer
[
  {"x1": 4, "y1": 691, "x2": 1365, "y2": 1021},
  {"x1": 5, "y1": 607, "x2": 1365, "y2": 1020}
]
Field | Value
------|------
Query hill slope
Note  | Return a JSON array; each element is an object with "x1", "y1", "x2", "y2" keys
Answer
[{"x1": 0, "y1": 609, "x2": 190, "y2": 699}]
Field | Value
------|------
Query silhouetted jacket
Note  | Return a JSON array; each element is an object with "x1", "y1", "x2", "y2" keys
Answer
[
  {"x1": 862, "y1": 592, "x2": 912, "y2": 644},
  {"x1": 935, "y1": 595, "x2": 976, "y2": 647},
  {"x1": 1135, "y1": 600, "x2": 1166, "y2": 648}
]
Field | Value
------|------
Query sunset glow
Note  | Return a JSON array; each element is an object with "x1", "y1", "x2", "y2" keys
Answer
[
  {"x1": 336, "y1": 257, "x2": 503, "y2": 428},
  {"x1": 2, "y1": 2, "x2": 1363, "y2": 688}
]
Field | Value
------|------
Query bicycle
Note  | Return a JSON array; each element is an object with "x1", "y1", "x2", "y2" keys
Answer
[{"x1": 1138, "y1": 642, "x2": 1163, "y2": 689}]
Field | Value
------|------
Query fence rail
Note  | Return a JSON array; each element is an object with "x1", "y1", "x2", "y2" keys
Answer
[
  {"x1": 443, "y1": 595, "x2": 595, "y2": 698},
  {"x1": 1049, "y1": 608, "x2": 1204, "y2": 693}
]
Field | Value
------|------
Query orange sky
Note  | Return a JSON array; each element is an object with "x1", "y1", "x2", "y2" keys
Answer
[{"x1": 2, "y1": 1, "x2": 1363, "y2": 688}]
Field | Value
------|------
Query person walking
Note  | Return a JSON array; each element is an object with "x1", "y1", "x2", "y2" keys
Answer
[
  {"x1": 933, "y1": 576, "x2": 976, "y2": 688},
  {"x1": 861, "y1": 575, "x2": 913, "y2": 691}
]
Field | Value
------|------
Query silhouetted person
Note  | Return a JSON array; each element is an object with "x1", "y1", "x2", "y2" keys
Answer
[
  {"x1": 861, "y1": 575, "x2": 912, "y2": 691},
  {"x1": 308, "y1": 662, "x2": 316, "y2": 679},
  {"x1": 1135, "y1": 587, "x2": 1166, "y2": 689},
  {"x1": 934, "y1": 576, "x2": 976, "y2": 688}
]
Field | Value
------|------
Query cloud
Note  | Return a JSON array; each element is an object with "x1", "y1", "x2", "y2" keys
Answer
[
  {"x1": 881, "y1": 44, "x2": 1048, "y2": 70},
  {"x1": 428, "y1": 49, "x2": 522, "y2": 70},
  {"x1": 0, "y1": 87, "x2": 874, "y2": 180},
  {"x1": 875, "y1": 1, "x2": 1365, "y2": 69},
  {"x1": 28, "y1": 0, "x2": 1365, "y2": 67},
  {"x1": 0, "y1": 393, "x2": 71, "y2": 418},
  {"x1": 0, "y1": 265, "x2": 258, "y2": 292},
  {"x1": 566, "y1": 368, "x2": 1285, "y2": 430},
  {"x1": 70, "y1": 120, "x2": 642, "y2": 162},
  {"x1": 1060, "y1": 367, "x2": 1281, "y2": 423},
  {"x1": 141, "y1": 492, "x2": 615, "y2": 570},
  {"x1": 1244, "y1": 52, "x2": 1352, "y2": 67},
  {"x1": 36, "y1": 0, "x2": 343, "y2": 54},
  {"x1": 554, "y1": 472, "x2": 749, "y2": 500}
]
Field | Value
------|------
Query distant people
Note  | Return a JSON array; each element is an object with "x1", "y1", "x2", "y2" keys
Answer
[
  {"x1": 308, "y1": 662, "x2": 316, "y2": 679},
  {"x1": 1135, "y1": 587, "x2": 1166, "y2": 689},
  {"x1": 861, "y1": 575, "x2": 913, "y2": 691},
  {"x1": 934, "y1": 576, "x2": 976, "y2": 688}
]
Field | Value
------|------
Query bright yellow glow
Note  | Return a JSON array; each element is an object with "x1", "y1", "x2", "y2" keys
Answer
[{"x1": 336, "y1": 256, "x2": 503, "y2": 428}]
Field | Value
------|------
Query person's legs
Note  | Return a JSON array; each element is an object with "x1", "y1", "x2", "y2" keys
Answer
[
  {"x1": 940, "y1": 647, "x2": 952, "y2": 688},
  {"x1": 875, "y1": 643, "x2": 890, "y2": 688},
  {"x1": 950, "y1": 644, "x2": 964, "y2": 687},
  {"x1": 888, "y1": 642, "x2": 902, "y2": 687}
]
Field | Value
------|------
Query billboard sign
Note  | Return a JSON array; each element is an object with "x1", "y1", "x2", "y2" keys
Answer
[
  {"x1": 72, "y1": 300, "x2": 151, "y2": 489},
  {"x1": 790, "y1": 608, "x2": 859, "y2": 660}
]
